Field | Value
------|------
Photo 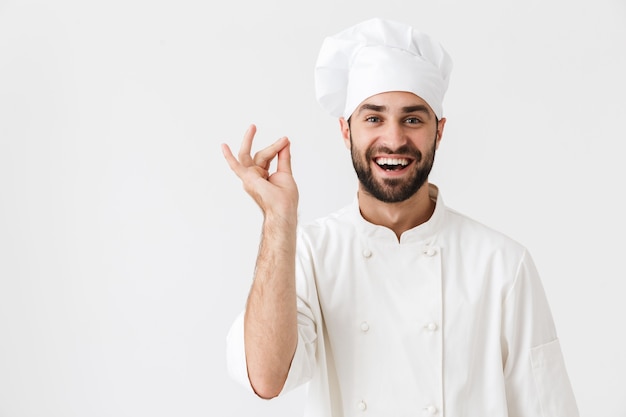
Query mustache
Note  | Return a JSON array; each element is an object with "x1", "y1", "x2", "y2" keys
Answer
[{"x1": 365, "y1": 144, "x2": 422, "y2": 160}]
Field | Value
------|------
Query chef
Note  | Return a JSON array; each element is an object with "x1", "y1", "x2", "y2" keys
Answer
[{"x1": 222, "y1": 17, "x2": 579, "y2": 417}]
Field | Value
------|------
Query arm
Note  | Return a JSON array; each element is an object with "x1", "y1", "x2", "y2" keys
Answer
[
  {"x1": 502, "y1": 250, "x2": 579, "y2": 416},
  {"x1": 222, "y1": 124, "x2": 299, "y2": 399}
]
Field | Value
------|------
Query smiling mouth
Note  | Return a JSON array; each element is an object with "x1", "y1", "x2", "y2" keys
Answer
[{"x1": 374, "y1": 157, "x2": 411, "y2": 171}]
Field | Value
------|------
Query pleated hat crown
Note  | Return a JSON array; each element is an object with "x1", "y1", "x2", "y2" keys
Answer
[{"x1": 314, "y1": 18, "x2": 453, "y2": 119}]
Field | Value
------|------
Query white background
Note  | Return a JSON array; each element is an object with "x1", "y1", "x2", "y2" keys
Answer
[{"x1": 1, "y1": 0, "x2": 625, "y2": 416}]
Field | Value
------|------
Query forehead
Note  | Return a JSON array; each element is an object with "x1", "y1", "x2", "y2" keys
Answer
[
  {"x1": 362, "y1": 91, "x2": 427, "y2": 106},
  {"x1": 356, "y1": 91, "x2": 434, "y2": 116}
]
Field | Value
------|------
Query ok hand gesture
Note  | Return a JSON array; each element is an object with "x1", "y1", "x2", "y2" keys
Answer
[{"x1": 221, "y1": 124, "x2": 299, "y2": 222}]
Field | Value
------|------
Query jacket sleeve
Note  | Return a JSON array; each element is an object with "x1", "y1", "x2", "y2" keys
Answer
[{"x1": 501, "y1": 250, "x2": 579, "y2": 417}]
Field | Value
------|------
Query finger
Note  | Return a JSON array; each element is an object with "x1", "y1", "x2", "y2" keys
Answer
[
  {"x1": 237, "y1": 124, "x2": 257, "y2": 164},
  {"x1": 253, "y1": 136, "x2": 289, "y2": 169},
  {"x1": 221, "y1": 143, "x2": 245, "y2": 177},
  {"x1": 276, "y1": 139, "x2": 293, "y2": 175}
]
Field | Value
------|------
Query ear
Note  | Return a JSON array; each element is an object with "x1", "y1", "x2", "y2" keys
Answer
[
  {"x1": 435, "y1": 117, "x2": 446, "y2": 150},
  {"x1": 339, "y1": 117, "x2": 351, "y2": 150}
]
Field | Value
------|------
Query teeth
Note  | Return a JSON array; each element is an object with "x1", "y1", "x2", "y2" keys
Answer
[{"x1": 376, "y1": 157, "x2": 409, "y2": 166}]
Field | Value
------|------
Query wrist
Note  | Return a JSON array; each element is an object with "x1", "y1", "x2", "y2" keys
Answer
[{"x1": 263, "y1": 210, "x2": 298, "y2": 229}]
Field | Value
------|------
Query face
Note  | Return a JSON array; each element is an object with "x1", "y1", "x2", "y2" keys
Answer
[{"x1": 340, "y1": 91, "x2": 445, "y2": 203}]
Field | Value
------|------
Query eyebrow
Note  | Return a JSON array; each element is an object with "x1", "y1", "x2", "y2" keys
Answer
[
  {"x1": 356, "y1": 103, "x2": 432, "y2": 117},
  {"x1": 357, "y1": 104, "x2": 387, "y2": 114},
  {"x1": 401, "y1": 104, "x2": 431, "y2": 116}
]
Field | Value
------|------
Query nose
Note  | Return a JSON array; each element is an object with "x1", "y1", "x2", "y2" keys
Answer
[{"x1": 380, "y1": 122, "x2": 409, "y2": 151}]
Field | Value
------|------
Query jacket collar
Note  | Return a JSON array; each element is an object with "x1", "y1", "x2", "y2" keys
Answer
[{"x1": 349, "y1": 183, "x2": 445, "y2": 244}]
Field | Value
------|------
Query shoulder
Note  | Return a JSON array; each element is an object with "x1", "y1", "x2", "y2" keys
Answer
[
  {"x1": 298, "y1": 203, "x2": 357, "y2": 237},
  {"x1": 439, "y1": 206, "x2": 538, "y2": 296},
  {"x1": 441, "y1": 205, "x2": 529, "y2": 259}
]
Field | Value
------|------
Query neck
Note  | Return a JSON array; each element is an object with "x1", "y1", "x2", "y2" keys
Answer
[{"x1": 357, "y1": 182, "x2": 435, "y2": 241}]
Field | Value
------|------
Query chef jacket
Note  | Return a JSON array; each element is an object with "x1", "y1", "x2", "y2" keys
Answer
[{"x1": 227, "y1": 184, "x2": 579, "y2": 417}]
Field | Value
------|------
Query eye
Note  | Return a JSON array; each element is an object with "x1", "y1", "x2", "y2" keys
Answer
[
  {"x1": 365, "y1": 116, "x2": 381, "y2": 123},
  {"x1": 405, "y1": 117, "x2": 422, "y2": 125}
]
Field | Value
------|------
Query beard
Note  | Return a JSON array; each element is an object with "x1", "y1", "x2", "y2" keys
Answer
[{"x1": 350, "y1": 135, "x2": 437, "y2": 203}]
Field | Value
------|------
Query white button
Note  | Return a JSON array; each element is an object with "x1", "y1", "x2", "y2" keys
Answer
[
  {"x1": 424, "y1": 405, "x2": 438, "y2": 414},
  {"x1": 425, "y1": 322, "x2": 438, "y2": 331},
  {"x1": 360, "y1": 321, "x2": 370, "y2": 332},
  {"x1": 357, "y1": 400, "x2": 367, "y2": 411},
  {"x1": 362, "y1": 249, "x2": 372, "y2": 258},
  {"x1": 424, "y1": 247, "x2": 437, "y2": 256}
]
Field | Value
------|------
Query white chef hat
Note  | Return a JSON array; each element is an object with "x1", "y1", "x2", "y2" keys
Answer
[{"x1": 314, "y1": 18, "x2": 453, "y2": 120}]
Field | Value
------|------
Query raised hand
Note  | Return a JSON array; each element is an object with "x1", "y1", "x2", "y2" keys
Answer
[{"x1": 221, "y1": 124, "x2": 299, "y2": 222}]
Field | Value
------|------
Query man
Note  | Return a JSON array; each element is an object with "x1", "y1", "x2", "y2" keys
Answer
[{"x1": 222, "y1": 18, "x2": 579, "y2": 416}]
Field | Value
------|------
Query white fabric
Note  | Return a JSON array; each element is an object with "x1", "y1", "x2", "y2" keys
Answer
[
  {"x1": 314, "y1": 18, "x2": 453, "y2": 119},
  {"x1": 226, "y1": 184, "x2": 579, "y2": 416}
]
